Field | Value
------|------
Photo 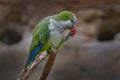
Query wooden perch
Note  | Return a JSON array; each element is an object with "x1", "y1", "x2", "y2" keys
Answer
[
  {"x1": 39, "y1": 49, "x2": 56, "y2": 80},
  {"x1": 17, "y1": 49, "x2": 56, "y2": 80},
  {"x1": 17, "y1": 51, "x2": 48, "y2": 80}
]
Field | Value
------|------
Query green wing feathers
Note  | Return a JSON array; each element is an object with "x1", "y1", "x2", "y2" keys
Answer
[{"x1": 29, "y1": 17, "x2": 50, "y2": 53}]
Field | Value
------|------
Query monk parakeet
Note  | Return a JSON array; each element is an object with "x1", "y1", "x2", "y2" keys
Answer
[{"x1": 25, "y1": 11, "x2": 77, "y2": 68}]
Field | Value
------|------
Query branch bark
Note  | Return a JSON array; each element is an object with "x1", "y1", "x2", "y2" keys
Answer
[
  {"x1": 39, "y1": 49, "x2": 56, "y2": 80},
  {"x1": 17, "y1": 50, "x2": 49, "y2": 80}
]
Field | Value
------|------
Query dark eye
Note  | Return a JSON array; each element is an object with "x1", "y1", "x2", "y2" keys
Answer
[{"x1": 71, "y1": 19, "x2": 73, "y2": 22}]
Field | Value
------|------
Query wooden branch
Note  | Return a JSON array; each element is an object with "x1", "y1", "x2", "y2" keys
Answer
[
  {"x1": 39, "y1": 49, "x2": 56, "y2": 80},
  {"x1": 17, "y1": 50, "x2": 49, "y2": 80}
]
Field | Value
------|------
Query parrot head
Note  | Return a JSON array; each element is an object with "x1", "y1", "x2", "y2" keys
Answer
[{"x1": 53, "y1": 11, "x2": 77, "y2": 37}]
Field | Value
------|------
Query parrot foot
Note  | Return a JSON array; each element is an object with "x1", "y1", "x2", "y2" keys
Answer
[{"x1": 48, "y1": 47, "x2": 57, "y2": 54}]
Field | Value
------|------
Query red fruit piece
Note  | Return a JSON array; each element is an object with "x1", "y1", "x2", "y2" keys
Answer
[{"x1": 70, "y1": 26, "x2": 76, "y2": 37}]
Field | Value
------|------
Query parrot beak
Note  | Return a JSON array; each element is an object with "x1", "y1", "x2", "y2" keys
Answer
[
  {"x1": 69, "y1": 25, "x2": 75, "y2": 30},
  {"x1": 69, "y1": 25, "x2": 76, "y2": 37}
]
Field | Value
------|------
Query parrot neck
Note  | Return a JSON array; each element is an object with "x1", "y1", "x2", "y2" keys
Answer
[{"x1": 49, "y1": 18, "x2": 71, "y2": 33}]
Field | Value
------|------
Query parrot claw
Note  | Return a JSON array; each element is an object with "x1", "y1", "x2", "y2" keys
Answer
[
  {"x1": 65, "y1": 31, "x2": 72, "y2": 40},
  {"x1": 48, "y1": 47, "x2": 57, "y2": 53},
  {"x1": 51, "y1": 47, "x2": 57, "y2": 53},
  {"x1": 65, "y1": 29, "x2": 76, "y2": 40}
]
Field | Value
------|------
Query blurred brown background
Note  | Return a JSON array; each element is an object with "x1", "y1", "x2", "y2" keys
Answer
[{"x1": 0, "y1": 0, "x2": 120, "y2": 80}]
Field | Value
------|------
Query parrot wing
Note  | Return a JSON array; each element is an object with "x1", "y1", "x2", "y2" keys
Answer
[{"x1": 25, "y1": 17, "x2": 51, "y2": 67}]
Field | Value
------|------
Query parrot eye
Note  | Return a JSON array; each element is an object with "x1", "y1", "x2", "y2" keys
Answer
[
  {"x1": 71, "y1": 19, "x2": 75, "y2": 24},
  {"x1": 71, "y1": 19, "x2": 73, "y2": 23}
]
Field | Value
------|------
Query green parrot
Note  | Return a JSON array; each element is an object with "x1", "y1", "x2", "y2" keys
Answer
[{"x1": 25, "y1": 11, "x2": 77, "y2": 68}]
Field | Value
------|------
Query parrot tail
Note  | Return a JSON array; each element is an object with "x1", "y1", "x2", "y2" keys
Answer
[{"x1": 25, "y1": 42, "x2": 43, "y2": 68}]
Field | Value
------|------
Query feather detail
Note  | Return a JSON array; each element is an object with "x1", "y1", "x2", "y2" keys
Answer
[
  {"x1": 25, "y1": 29, "x2": 50, "y2": 68},
  {"x1": 25, "y1": 42, "x2": 43, "y2": 67}
]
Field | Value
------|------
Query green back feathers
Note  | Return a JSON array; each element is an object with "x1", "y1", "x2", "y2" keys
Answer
[{"x1": 54, "y1": 11, "x2": 75, "y2": 21}]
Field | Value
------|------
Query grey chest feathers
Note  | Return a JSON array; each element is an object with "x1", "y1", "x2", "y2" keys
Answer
[
  {"x1": 48, "y1": 18, "x2": 67, "y2": 48},
  {"x1": 49, "y1": 31, "x2": 63, "y2": 48}
]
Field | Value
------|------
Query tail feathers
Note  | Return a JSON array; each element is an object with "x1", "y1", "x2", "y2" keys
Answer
[{"x1": 25, "y1": 42, "x2": 42, "y2": 68}]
